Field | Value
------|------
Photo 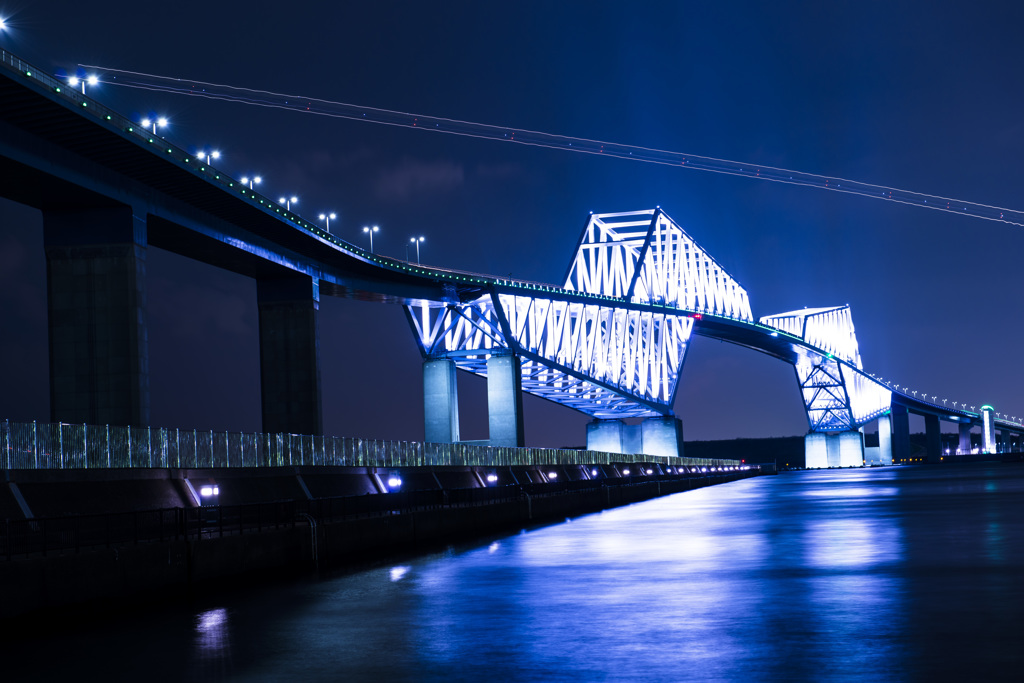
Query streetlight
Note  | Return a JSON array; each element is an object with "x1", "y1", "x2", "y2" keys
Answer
[
  {"x1": 67, "y1": 74, "x2": 98, "y2": 94},
  {"x1": 363, "y1": 225, "x2": 379, "y2": 253},
  {"x1": 279, "y1": 195, "x2": 298, "y2": 211},
  {"x1": 240, "y1": 175, "x2": 262, "y2": 189},
  {"x1": 141, "y1": 116, "x2": 169, "y2": 135},
  {"x1": 197, "y1": 149, "x2": 220, "y2": 166},
  {"x1": 318, "y1": 212, "x2": 336, "y2": 232},
  {"x1": 409, "y1": 236, "x2": 424, "y2": 263}
]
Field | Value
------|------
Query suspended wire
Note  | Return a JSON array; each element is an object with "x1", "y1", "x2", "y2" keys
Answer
[{"x1": 82, "y1": 64, "x2": 1024, "y2": 228}]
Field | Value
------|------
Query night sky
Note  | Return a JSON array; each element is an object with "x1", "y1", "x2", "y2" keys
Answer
[{"x1": 1, "y1": 2, "x2": 1022, "y2": 447}]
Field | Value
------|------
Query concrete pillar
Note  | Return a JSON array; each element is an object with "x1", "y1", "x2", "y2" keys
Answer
[
  {"x1": 808, "y1": 431, "x2": 864, "y2": 468},
  {"x1": 877, "y1": 414, "x2": 893, "y2": 466},
  {"x1": 587, "y1": 419, "x2": 623, "y2": 453},
  {"x1": 891, "y1": 403, "x2": 911, "y2": 463},
  {"x1": 958, "y1": 423, "x2": 972, "y2": 455},
  {"x1": 805, "y1": 432, "x2": 828, "y2": 468},
  {"x1": 487, "y1": 353, "x2": 524, "y2": 447},
  {"x1": 925, "y1": 414, "x2": 941, "y2": 463},
  {"x1": 981, "y1": 406, "x2": 996, "y2": 454},
  {"x1": 257, "y1": 275, "x2": 323, "y2": 435},
  {"x1": 639, "y1": 416, "x2": 684, "y2": 459},
  {"x1": 44, "y1": 206, "x2": 149, "y2": 426},
  {"x1": 423, "y1": 358, "x2": 460, "y2": 443}
]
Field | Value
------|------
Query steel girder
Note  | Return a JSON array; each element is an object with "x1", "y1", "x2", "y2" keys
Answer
[
  {"x1": 408, "y1": 292, "x2": 693, "y2": 418},
  {"x1": 764, "y1": 306, "x2": 891, "y2": 431},
  {"x1": 564, "y1": 209, "x2": 753, "y2": 320}
]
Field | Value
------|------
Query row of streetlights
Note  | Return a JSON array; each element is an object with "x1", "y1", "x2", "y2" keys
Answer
[{"x1": 58, "y1": 71, "x2": 428, "y2": 260}]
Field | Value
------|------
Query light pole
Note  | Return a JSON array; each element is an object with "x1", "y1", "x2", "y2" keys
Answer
[
  {"x1": 240, "y1": 175, "x2": 262, "y2": 190},
  {"x1": 363, "y1": 225, "x2": 379, "y2": 253},
  {"x1": 142, "y1": 116, "x2": 169, "y2": 135},
  {"x1": 410, "y1": 236, "x2": 424, "y2": 263},
  {"x1": 318, "y1": 212, "x2": 336, "y2": 232},
  {"x1": 279, "y1": 196, "x2": 298, "y2": 211},
  {"x1": 197, "y1": 149, "x2": 220, "y2": 166},
  {"x1": 68, "y1": 74, "x2": 98, "y2": 94}
]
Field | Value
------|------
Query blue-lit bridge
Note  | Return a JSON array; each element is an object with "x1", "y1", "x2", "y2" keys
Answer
[{"x1": 1, "y1": 47, "x2": 1019, "y2": 467}]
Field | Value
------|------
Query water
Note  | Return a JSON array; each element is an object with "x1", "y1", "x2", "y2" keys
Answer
[{"x1": 7, "y1": 463, "x2": 1024, "y2": 681}]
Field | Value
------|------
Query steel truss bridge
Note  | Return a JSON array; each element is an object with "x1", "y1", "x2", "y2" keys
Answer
[{"x1": 0, "y1": 47, "x2": 1019, "y2": 465}]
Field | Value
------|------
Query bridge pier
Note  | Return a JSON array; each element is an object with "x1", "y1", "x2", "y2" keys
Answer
[
  {"x1": 981, "y1": 406, "x2": 996, "y2": 453},
  {"x1": 958, "y1": 423, "x2": 972, "y2": 455},
  {"x1": 805, "y1": 431, "x2": 863, "y2": 468},
  {"x1": 925, "y1": 414, "x2": 941, "y2": 463},
  {"x1": 877, "y1": 414, "x2": 893, "y2": 465},
  {"x1": 423, "y1": 358, "x2": 460, "y2": 443},
  {"x1": 487, "y1": 353, "x2": 524, "y2": 447},
  {"x1": 586, "y1": 416, "x2": 684, "y2": 459},
  {"x1": 256, "y1": 275, "x2": 323, "y2": 436},
  {"x1": 43, "y1": 206, "x2": 150, "y2": 426},
  {"x1": 891, "y1": 404, "x2": 911, "y2": 463}
]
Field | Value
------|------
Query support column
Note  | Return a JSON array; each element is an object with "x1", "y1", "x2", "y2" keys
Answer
[
  {"x1": 587, "y1": 419, "x2": 624, "y2": 453},
  {"x1": 640, "y1": 416, "x2": 684, "y2": 459},
  {"x1": 487, "y1": 353, "x2": 524, "y2": 447},
  {"x1": 44, "y1": 206, "x2": 149, "y2": 426},
  {"x1": 891, "y1": 403, "x2": 911, "y2": 463},
  {"x1": 925, "y1": 414, "x2": 941, "y2": 463},
  {"x1": 958, "y1": 423, "x2": 972, "y2": 455},
  {"x1": 423, "y1": 358, "x2": 459, "y2": 443},
  {"x1": 805, "y1": 432, "x2": 828, "y2": 468},
  {"x1": 257, "y1": 275, "x2": 323, "y2": 435},
  {"x1": 877, "y1": 414, "x2": 893, "y2": 466},
  {"x1": 981, "y1": 406, "x2": 996, "y2": 454}
]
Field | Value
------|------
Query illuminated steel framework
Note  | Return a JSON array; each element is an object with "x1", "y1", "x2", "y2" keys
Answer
[
  {"x1": 759, "y1": 306, "x2": 891, "y2": 431},
  {"x1": 408, "y1": 209, "x2": 751, "y2": 418}
]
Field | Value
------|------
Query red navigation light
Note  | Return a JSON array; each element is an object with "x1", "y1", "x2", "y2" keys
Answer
[{"x1": 693, "y1": 313, "x2": 702, "y2": 320}]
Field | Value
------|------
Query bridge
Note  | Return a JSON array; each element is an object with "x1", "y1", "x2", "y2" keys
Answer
[{"x1": 1, "y1": 47, "x2": 1019, "y2": 468}]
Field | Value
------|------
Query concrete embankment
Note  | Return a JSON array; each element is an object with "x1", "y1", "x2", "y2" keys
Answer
[{"x1": 1, "y1": 468, "x2": 761, "y2": 621}]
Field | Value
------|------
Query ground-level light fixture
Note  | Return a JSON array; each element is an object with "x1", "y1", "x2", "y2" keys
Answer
[
  {"x1": 486, "y1": 473, "x2": 498, "y2": 484},
  {"x1": 622, "y1": 468, "x2": 630, "y2": 476},
  {"x1": 199, "y1": 485, "x2": 220, "y2": 497},
  {"x1": 386, "y1": 474, "x2": 402, "y2": 489}
]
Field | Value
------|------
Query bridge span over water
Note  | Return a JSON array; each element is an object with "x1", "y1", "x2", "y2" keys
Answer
[{"x1": 0, "y1": 47, "x2": 1018, "y2": 467}]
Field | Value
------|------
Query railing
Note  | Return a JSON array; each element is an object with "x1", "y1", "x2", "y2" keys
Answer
[
  {"x1": 1, "y1": 471, "x2": 754, "y2": 560},
  {"x1": 0, "y1": 420, "x2": 739, "y2": 470}
]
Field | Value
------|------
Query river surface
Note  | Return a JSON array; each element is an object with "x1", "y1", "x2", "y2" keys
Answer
[{"x1": 7, "y1": 462, "x2": 1024, "y2": 682}]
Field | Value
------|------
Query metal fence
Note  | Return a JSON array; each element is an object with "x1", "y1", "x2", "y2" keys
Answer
[{"x1": 0, "y1": 420, "x2": 739, "y2": 470}]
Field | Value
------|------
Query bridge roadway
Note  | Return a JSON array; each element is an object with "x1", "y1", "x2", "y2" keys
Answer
[{"x1": 1, "y1": 47, "x2": 1019, "y2": 461}]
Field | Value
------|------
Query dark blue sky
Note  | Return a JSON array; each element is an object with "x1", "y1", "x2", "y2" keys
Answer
[{"x1": 1, "y1": 1, "x2": 1022, "y2": 445}]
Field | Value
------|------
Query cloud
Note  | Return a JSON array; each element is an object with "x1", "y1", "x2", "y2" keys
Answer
[{"x1": 373, "y1": 158, "x2": 465, "y2": 202}]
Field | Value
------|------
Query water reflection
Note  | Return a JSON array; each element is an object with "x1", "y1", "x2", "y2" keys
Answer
[
  {"x1": 191, "y1": 607, "x2": 233, "y2": 679},
  {"x1": 12, "y1": 464, "x2": 1024, "y2": 682}
]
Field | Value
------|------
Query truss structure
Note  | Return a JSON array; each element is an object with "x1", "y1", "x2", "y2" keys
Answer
[
  {"x1": 408, "y1": 293, "x2": 693, "y2": 418},
  {"x1": 407, "y1": 210, "x2": 750, "y2": 418},
  {"x1": 564, "y1": 210, "x2": 753, "y2": 320},
  {"x1": 761, "y1": 306, "x2": 891, "y2": 431}
]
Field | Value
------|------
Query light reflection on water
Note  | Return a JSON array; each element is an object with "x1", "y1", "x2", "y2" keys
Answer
[{"x1": 9, "y1": 463, "x2": 1024, "y2": 681}]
